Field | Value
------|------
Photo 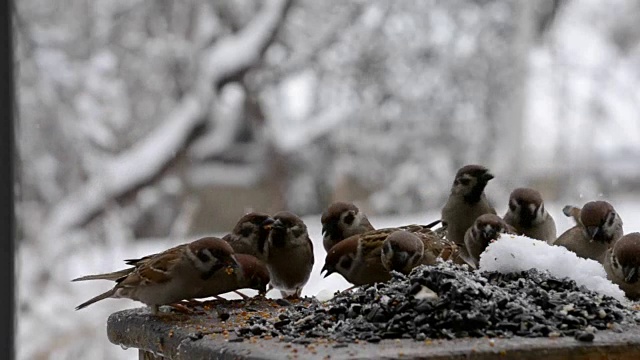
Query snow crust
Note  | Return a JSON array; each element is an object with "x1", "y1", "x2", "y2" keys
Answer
[{"x1": 479, "y1": 235, "x2": 626, "y2": 302}]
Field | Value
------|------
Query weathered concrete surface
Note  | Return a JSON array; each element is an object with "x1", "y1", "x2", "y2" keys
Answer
[{"x1": 108, "y1": 298, "x2": 640, "y2": 360}]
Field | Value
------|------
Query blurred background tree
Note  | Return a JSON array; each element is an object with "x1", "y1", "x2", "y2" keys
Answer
[{"x1": 14, "y1": 0, "x2": 640, "y2": 358}]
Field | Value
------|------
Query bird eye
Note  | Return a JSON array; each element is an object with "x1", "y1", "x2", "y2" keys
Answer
[
  {"x1": 240, "y1": 226, "x2": 253, "y2": 237},
  {"x1": 343, "y1": 212, "x2": 355, "y2": 226},
  {"x1": 339, "y1": 257, "x2": 353, "y2": 269},
  {"x1": 292, "y1": 227, "x2": 305, "y2": 238},
  {"x1": 459, "y1": 178, "x2": 471, "y2": 186},
  {"x1": 197, "y1": 251, "x2": 211, "y2": 262}
]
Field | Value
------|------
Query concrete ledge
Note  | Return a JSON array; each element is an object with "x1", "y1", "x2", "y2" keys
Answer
[{"x1": 107, "y1": 298, "x2": 640, "y2": 359}]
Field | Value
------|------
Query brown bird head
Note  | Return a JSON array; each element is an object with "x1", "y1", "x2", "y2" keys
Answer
[
  {"x1": 235, "y1": 254, "x2": 270, "y2": 294},
  {"x1": 507, "y1": 188, "x2": 545, "y2": 227},
  {"x1": 230, "y1": 212, "x2": 274, "y2": 256},
  {"x1": 269, "y1": 211, "x2": 309, "y2": 248},
  {"x1": 321, "y1": 202, "x2": 373, "y2": 248},
  {"x1": 471, "y1": 214, "x2": 512, "y2": 247},
  {"x1": 322, "y1": 236, "x2": 358, "y2": 279},
  {"x1": 580, "y1": 201, "x2": 622, "y2": 244},
  {"x1": 611, "y1": 233, "x2": 640, "y2": 284},
  {"x1": 381, "y1": 230, "x2": 424, "y2": 274},
  {"x1": 187, "y1": 237, "x2": 238, "y2": 279},
  {"x1": 451, "y1": 164, "x2": 494, "y2": 204},
  {"x1": 562, "y1": 205, "x2": 582, "y2": 226}
]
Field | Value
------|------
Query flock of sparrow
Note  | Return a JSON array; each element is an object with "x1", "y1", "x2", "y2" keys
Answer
[{"x1": 73, "y1": 164, "x2": 640, "y2": 315}]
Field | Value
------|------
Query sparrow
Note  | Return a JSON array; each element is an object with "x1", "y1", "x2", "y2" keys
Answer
[
  {"x1": 264, "y1": 211, "x2": 314, "y2": 298},
  {"x1": 323, "y1": 223, "x2": 455, "y2": 284},
  {"x1": 381, "y1": 230, "x2": 429, "y2": 274},
  {"x1": 553, "y1": 200, "x2": 624, "y2": 261},
  {"x1": 441, "y1": 164, "x2": 496, "y2": 262},
  {"x1": 602, "y1": 232, "x2": 640, "y2": 301},
  {"x1": 464, "y1": 214, "x2": 516, "y2": 269},
  {"x1": 321, "y1": 201, "x2": 375, "y2": 252},
  {"x1": 562, "y1": 205, "x2": 583, "y2": 227},
  {"x1": 322, "y1": 231, "x2": 391, "y2": 286},
  {"x1": 193, "y1": 253, "x2": 270, "y2": 299},
  {"x1": 222, "y1": 212, "x2": 274, "y2": 262},
  {"x1": 73, "y1": 237, "x2": 238, "y2": 314},
  {"x1": 503, "y1": 187, "x2": 557, "y2": 243}
]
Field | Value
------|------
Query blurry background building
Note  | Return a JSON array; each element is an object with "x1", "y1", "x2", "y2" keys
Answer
[{"x1": 14, "y1": 0, "x2": 640, "y2": 358}]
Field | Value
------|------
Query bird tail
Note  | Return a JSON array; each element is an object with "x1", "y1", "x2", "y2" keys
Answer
[
  {"x1": 71, "y1": 268, "x2": 133, "y2": 282},
  {"x1": 75, "y1": 288, "x2": 117, "y2": 310},
  {"x1": 424, "y1": 219, "x2": 442, "y2": 229}
]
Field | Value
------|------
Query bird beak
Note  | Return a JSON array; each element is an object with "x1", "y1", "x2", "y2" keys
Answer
[
  {"x1": 483, "y1": 228, "x2": 497, "y2": 239},
  {"x1": 481, "y1": 172, "x2": 494, "y2": 182},
  {"x1": 262, "y1": 217, "x2": 275, "y2": 230},
  {"x1": 586, "y1": 226, "x2": 599, "y2": 240},
  {"x1": 624, "y1": 267, "x2": 639, "y2": 284},
  {"x1": 226, "y1": 255, "x2": 241, "y2": 269},
  {"x1": 321, "y1": 264, "x2": 334, "y2": 278},
  {"x1": 272, "y1": 219, "x2": 285, "y2": 230}
]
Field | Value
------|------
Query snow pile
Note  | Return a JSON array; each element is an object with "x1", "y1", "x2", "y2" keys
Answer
[{"x1": 479, "y1": 235, "x2": 626, "y2": 301}]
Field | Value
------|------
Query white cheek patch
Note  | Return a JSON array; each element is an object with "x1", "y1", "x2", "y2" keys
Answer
[
  {"x1": 601, "y1": 213, "x2": 617, "y2": 237},
  {"x1": 383, "y1": 242, "x2": 393, "y2": 256},
  {"x1": 353, "y1": 212, "x2": 364, "y2": 227},
  {"x1": 185, "y1": 246, "x2": 198, "y2": 265},
  {"x1": 194, "y1": 248, "x2": 218, "y2": 272}
]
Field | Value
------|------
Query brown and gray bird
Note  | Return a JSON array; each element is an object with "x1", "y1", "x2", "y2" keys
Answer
[
  {"x1": 381, "y1": 231, "x2": 425, "y2": 274},
  {"x1": 503, "y1": 187, "x2": 556, "y2": 243},
  {"x1": 193, "y1": 253, "x2": 270, "y2": 299},
  {"x1": 222, "y1": 212, "x2": 274, "y2": 262},
  {"x1": 321, "y1": 202, "x2": 375, "y2": 252},
  {"x1": 553, "y1": 200, "x2": 623, "y2": 261},
  {"x1": 603, "y1": 232, "x2": 640, "y2": 301},
  {"x1": 322, "y1": 231, "x2": 391, "y2": 286},
  {"x1": 323, "y1": 224, "x2": 455, "y2": 284},
  {"x1": 380, "y1": 230, "x2": 442, "y2": 275},
  {"x1": 72, "y1": 237, "x2": 238, "y2": 314},
  {"x1": 464, "y1": 214, "x2": 516, "y2": 269},
  {"x1": 264, "y1": 211, "x2": 314, "y2": 298},
  {"x1": 441, "y1": 164, "x2": 496, "y2": 263}
]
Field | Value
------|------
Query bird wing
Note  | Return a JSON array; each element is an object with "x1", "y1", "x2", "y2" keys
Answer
[{"x1": 117, "y1": 250, "x2": 182, "y2": 287}]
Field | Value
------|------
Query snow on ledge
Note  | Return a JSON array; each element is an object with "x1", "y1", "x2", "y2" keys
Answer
[{"x1": 479, "y1": 234, "x2": 626, "y2": 302}]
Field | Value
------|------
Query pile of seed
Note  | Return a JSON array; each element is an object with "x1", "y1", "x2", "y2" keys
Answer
[{"x1": 234, "y1": 262, "x2": 639, "y2": 343}]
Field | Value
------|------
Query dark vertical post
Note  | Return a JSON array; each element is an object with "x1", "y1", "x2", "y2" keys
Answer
[{"x1": 0, "y1": 0, "x2": 15, "y2": 358}]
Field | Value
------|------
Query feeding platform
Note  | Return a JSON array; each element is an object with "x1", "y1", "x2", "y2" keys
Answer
[
  {"x1": 107, "y1": 297, "x2": 640, "y2": 360},
  {"x1": 107, "y1": 262, "x2": 640, "y2": 359}
]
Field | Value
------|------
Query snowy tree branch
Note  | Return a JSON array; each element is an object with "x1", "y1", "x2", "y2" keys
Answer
[{"x1": 43, "y1": 0, "x2": 292, "y2": 236}]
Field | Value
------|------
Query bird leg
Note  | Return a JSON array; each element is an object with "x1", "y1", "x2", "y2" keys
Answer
[
  {"x1": 168, "y1": 302, "x2": 194, "y2": 314},
  {"x1": 233, "y1": 290, "x2": 250, "y2": 300}
]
